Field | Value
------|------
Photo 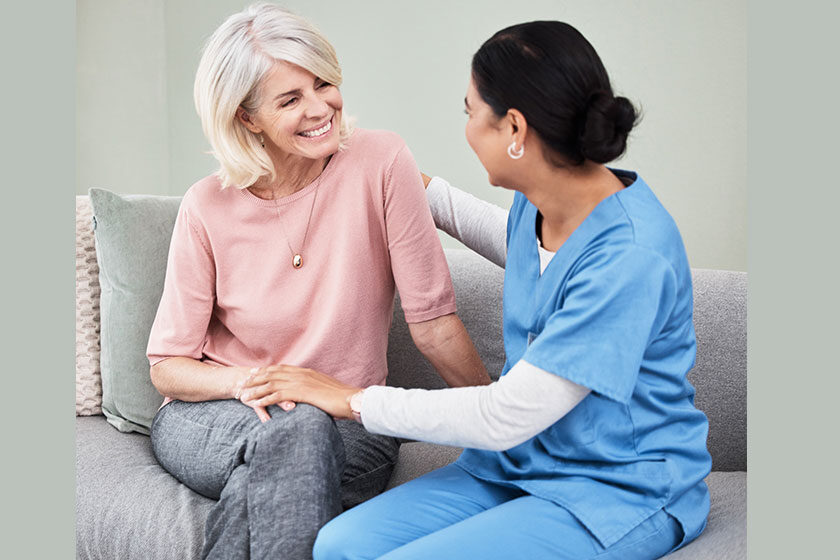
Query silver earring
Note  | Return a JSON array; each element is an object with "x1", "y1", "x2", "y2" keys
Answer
[
  {"x1": 259, "y1": 134, "x2": 265, "y2": 148},
  {"x1": 507, "y1": 141, "x2": 524, "y2": 159}
]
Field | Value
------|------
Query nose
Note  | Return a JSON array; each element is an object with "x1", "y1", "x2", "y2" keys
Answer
[{"x1": 304, "y1": 93, "x2": 330, "y2": 120}]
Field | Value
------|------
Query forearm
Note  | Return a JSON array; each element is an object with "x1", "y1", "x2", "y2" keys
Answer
[
  {"x1": 150, "y1": 356, "x2": 249, "y2": 402},
  {"x1": 361, "y1": 360, "x2": 590, "y2": 451},
  {"x1": 425, "y1": 175, "x2": 508, "y2": 268},
  {"x1": 409, "y1": 313, "x2": 491, "y2": 387}
]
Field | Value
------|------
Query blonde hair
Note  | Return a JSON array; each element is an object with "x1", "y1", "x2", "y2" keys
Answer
[{"x1": 194, "y1": 3, "x2": 353, "y2": 188}]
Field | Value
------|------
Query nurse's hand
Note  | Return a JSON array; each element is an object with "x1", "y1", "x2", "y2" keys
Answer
[
  {"x1": 421, "y1": 172, "x2": 432, "y2": 189},
  {"x1": 232, "y1": 367, "x2": 292, "y2": 423},
  {"x1": 240, "y1": 365, "x2": 360, "y2": 420}
]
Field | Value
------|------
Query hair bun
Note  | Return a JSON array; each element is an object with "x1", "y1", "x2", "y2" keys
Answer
[{"x1": 578, "y1": 91, "x2": 637, "y2": 164}]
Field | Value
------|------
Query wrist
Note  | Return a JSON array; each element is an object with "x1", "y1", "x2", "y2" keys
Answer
[
  {"x1": 345, "y1": 388, "x2": 365, "y2": 422},
  {"x1": 230, "y1": 366, "x2": 259, "y2": 400}
]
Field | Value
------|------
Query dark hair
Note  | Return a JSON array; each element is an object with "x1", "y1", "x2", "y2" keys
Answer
[{"x1": 471, "y1": 21, "x2": 638, "y2": 166}]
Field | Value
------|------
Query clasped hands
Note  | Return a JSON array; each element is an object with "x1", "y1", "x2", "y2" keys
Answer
[{"x1": 233, "y1": 364, "x2": 359, "y2": 423}]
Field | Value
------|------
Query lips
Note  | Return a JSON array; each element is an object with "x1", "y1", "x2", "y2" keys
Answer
[{"x1": 298, "y1": 117, "x2": 333, "y2": 138}]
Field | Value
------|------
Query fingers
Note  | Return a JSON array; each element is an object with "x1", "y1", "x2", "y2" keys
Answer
[
  {"x1": 240, "y1": 380, "x2": 298, "y2": 409},
  {"x1": 250, "y1": 392, "x2": 291, "y2": 408},
  {"x1": 251, "y1": 404, "x2": 271, "y2": 423},
  {"x1": 240, "y1": 379, "x2": 281, "y2": 403},
  {"x1": 238, "y1": 365, "x2": 309, "y2": 413},
  {"x1": 242, "y1": 399, "x2": 294, "y2": 423},
  {"x1": 234, "y1": 367, "x2": 261, "y2": 399},
  {"x1": 237, "y1": 367, "x2": 296, "y2": 419},
  {"x1": 280, "y1": 400, "x2": 296, "y2": 411},
  {"x1": 421, "y1": 172, "x2": 432, "y2": 188},
  {"x1": 242, "y1": 365, "x2": 300, "y2": 388}
]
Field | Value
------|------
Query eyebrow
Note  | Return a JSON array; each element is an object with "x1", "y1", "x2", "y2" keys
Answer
[
  {"x1": 274, "y1": 88, "x2": 301, "y2": 102},
  {"x1": 273, "y1": 77, "x2": 324, "y2": 102}
]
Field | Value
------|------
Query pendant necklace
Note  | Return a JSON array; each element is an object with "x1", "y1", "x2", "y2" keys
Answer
[{"x1": 272, "y1": 177, "x2": 321, "y2": 270}]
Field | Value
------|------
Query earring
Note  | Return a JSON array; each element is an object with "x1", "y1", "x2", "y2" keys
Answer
[
  {"x1": 507, "y1": 141, "x2": 524, "y2": 159},
  {"x1": 259, "y1": 134, "x2": 265, "y2": 148}
]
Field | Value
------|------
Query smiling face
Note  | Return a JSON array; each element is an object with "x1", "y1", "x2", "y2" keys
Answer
[
  {"x1": 239, "y1": 60, "x2": 343, "y2": 164},
  {"x1": 464, "y1": 78, "x2": 516, "y2": 188}
]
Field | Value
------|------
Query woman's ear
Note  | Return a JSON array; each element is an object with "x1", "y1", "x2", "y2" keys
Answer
[
  {"x1": 506, "y1": 108, "x2": 528, "y2": 150},
  {"x1": 236, "y1": 107, "x2": 262, "y2": 134}
]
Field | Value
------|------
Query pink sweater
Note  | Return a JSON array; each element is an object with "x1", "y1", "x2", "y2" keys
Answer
[{"x1": 147, "y1": 129, "x2": 456, "y2": 394}]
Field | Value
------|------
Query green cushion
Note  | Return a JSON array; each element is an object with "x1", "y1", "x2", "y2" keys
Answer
[{"x1": 89, "y1": 189, "x2": 182, "y2": 434}]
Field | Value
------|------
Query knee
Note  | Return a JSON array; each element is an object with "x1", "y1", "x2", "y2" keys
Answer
[
  {"x1": 313, "y1": 513, "x2": 363, "y2": 560},
  {"x1": 284, "y1": 403, "x2": 336, "y2": 430},
  {"x1": 261, "y1": 403, "x2": 339, "y2": 443},
  {"x1": 252, "y1": 404, "x2": 345, "y2": 463}
]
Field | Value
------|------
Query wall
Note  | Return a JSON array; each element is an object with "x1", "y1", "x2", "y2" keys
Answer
[
  {"x1": 77, "y1": 0, "x2": 746, "y2": 271},
  {"x1": 77, "y1": 0, "x2": 170, "y2": 196}
]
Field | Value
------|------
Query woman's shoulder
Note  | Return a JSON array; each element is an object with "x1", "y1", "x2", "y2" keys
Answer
[
  {"x1": 178, "y1": 173, "x2": 244, "y2": 227},
  {"x1": 344, "y1": 128, "x2": 408, "y2": 163},
  {"x1": 182, "y1": 173, "x2": 237, "y2": 210}
]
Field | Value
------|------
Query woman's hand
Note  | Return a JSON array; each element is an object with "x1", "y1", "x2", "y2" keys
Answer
[
  {"x1": 243, "y1": 399, "x2": 272, "y2": 423},
  {"x1": 231, "y1": 367, "x2": 276, "y2": 423},
  {"x1": 240, "y1": 365, "x2": 360, "y2": 420}
]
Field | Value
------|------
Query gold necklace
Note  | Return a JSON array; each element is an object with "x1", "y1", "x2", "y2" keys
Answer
[{"x1": 272, "y1": 180, "x2": 320, "y2": 270}]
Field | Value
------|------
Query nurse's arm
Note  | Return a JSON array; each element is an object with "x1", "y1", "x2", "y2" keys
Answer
[
  {"x1": 408, "y1": 312, "x2": 492, "y2": 387},
  {"x1": 421, "y1": 173, "x2": 508, "y2": 269},
  {"x1": 360, "y1": 360, "x2": 591, "y2": 451}
]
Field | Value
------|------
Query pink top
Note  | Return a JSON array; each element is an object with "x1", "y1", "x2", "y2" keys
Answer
[{"x1": 147, "y1": 129, "x2": 456, "y2": 398}]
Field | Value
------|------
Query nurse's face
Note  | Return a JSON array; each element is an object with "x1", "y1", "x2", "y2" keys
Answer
[{"x1": 464, "y1": 79, "x2": 517, "y2": 189}]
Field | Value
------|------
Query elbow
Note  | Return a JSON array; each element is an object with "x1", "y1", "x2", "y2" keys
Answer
[
  {"x1": 478, "y1": 397, "x2": 537, "y2": 451},
  {"x1": 410, "y1": 331, "x2": 436, "y2": 355},
  {"x1": 410, "y1": 313, "x2": 463, "y2": 353},
  {"x1": 149, "y1": 363, "x2": 163, "y2": 392},
  {"x1": 408, "y1": 316, "x2": 448, "y2": 354},
  {"x1": 149, "y1": 360, "x2": 170, "y2": 396}
]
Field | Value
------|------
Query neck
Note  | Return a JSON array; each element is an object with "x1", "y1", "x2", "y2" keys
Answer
[
  {"x1": 518, "y1": 161, "x2": 625, "y2": 251},
  {"x1": 249, "y1": 151, "x2": 330, "y2": 200}
]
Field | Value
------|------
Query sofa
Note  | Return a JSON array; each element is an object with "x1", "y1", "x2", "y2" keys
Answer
[{"x1": 75, "y1": 193, "x2": 746, "y2": 559}]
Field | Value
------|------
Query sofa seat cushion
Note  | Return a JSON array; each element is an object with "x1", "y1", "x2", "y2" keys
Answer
[
  {"x1": 77, "y1": 417, "x2": 745, "y2": 560},
  {"x1": 662, "y1": 470, "x2": 746, "y2": 559},
  {"x1": 76, "y1": 416, "x2": 213, "y2": 560}
]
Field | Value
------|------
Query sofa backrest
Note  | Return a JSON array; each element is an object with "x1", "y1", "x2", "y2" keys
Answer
[
  {"x1": 387, "y1": 250, "x2": 747, "y2": 472},
  {"x1": 689, "y1": 268, "x2": 747, "y2": 471}
]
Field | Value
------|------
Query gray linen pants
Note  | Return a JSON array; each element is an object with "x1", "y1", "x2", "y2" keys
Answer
[{"x1": 150, "y1": 399, "x2": 400, "y2": 560}]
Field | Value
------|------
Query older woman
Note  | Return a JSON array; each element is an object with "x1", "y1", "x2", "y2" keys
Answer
[
  {"x1": 242, "y1": 20, "x2": 713, "y2": 560},
  {"x1": 145, "y1": 4, "x2": 488, "y2": 559}
]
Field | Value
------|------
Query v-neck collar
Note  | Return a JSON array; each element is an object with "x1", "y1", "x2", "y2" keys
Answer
[{"x1": 528, "y1": 168, "x2": 640, "y2": 283}]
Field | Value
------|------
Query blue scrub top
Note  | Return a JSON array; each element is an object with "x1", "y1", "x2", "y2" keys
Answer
[{"x1": 456, "y1": 170, "x2": 712, "y2": 550}]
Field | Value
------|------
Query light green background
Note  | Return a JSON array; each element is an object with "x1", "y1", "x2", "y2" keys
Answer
[{"x1": 77, "y1": 0, "x2": 746, "y2": 272}]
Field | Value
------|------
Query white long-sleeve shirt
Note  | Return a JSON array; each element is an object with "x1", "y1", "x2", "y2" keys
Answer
[
  {"x1": 425, "y1": 176, "x2": 508, "y2": 268},
  {"x1": 358, "y1": 177, "x2": 591, "y2": 451},
  {"x1": 363, "y1": 360, "x2": 590, "y2": 451}
]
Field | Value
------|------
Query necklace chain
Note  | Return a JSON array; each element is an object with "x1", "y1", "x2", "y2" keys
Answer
[{"x1": 272, "y1": 176, "x2": 321, "y2": 269}]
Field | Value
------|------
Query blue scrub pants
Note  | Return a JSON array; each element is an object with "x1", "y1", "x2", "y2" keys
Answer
[{"x1": 313, "y1": 464, "x2": 683, "y2": 560}]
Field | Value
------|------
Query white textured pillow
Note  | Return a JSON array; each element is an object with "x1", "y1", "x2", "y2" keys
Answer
[{"x1": 76, "y1": 196, "x2": 103, "y2": 415}]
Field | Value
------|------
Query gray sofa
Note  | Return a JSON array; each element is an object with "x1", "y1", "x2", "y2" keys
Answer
[{"x1": 76, "y1": 232, "x2": 746, "y2": 559}]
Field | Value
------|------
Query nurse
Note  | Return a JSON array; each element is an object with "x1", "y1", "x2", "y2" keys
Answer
[{"x1": 240, "y1": 20, "x2": 712, "y2": 559}]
